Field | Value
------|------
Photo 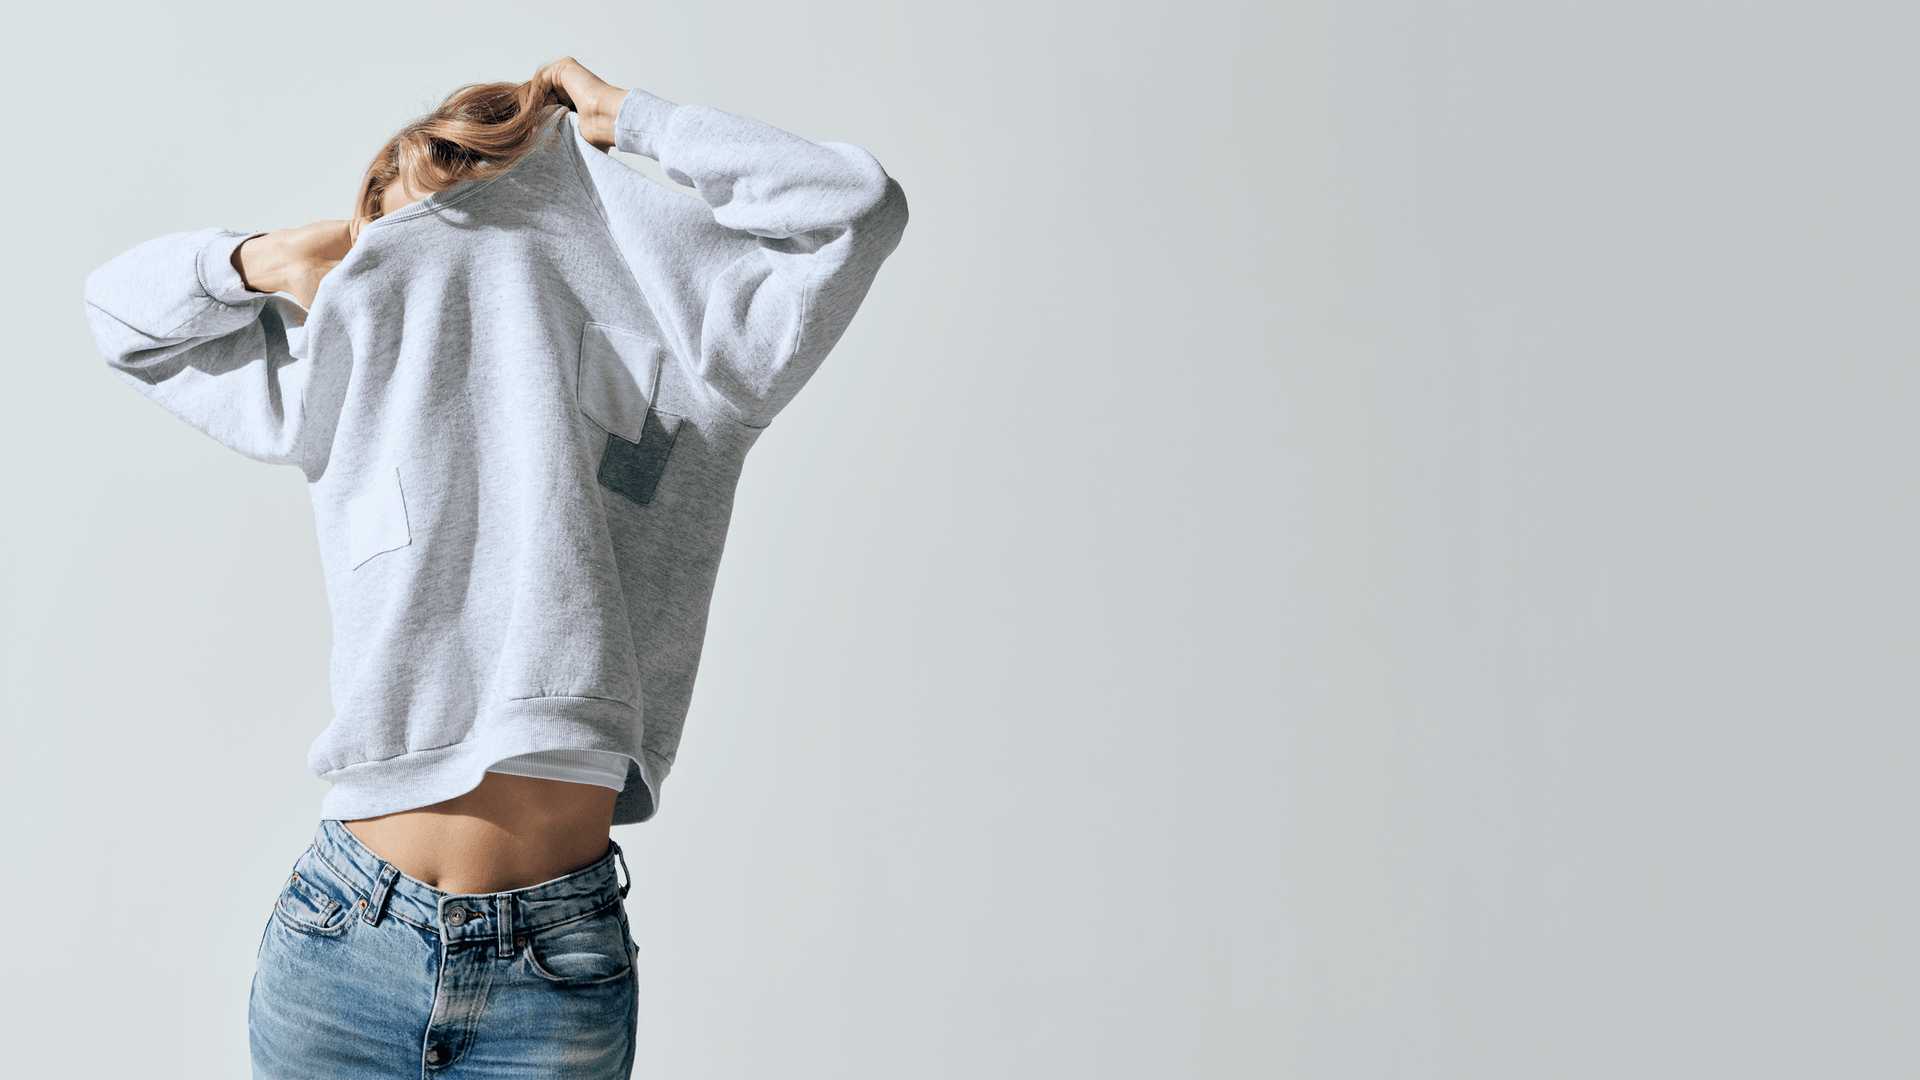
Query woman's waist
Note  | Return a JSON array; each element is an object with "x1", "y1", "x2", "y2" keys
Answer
[{"x1": 340, "y1": 772, "x2": 620, "y2": 895}]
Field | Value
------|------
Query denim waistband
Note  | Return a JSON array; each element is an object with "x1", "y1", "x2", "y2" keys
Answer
[{"x1": 307, "y1": 818, "x2": 629, "y2": 942}]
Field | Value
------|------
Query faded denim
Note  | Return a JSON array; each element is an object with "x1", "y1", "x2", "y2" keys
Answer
[{"x1": 250, "y1": 819, "x2": 637, "y2": 1079}]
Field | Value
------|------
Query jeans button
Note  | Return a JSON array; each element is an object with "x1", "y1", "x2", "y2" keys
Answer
[{"x1": 444, "y1": 907, "x2": 468, "y2": 927}]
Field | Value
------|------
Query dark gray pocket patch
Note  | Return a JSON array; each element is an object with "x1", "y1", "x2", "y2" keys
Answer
[{"x1": 598, "y1": 409, "x2": 680, "y2": 505}]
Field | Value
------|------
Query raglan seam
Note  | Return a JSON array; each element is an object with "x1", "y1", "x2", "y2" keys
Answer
[
  {"x1": 560, "y1": 112, "x2": 701, "y2": 389},
  {"x1": 761, "y1": 255, "x2": 820, "y2": 428},
  {"x1": 564, "y1": 111, "x2": 769, "y2": 433}
]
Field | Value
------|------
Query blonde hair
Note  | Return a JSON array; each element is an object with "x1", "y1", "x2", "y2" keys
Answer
[{"x1": 353, "y1": 76, "x2": 558, "y2": 238}]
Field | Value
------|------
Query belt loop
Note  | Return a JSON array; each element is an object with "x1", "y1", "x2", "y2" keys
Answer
[
  {"x1": 496, "y1": 894, "x2": 515, "y2": 958},
  {"x1": 612, "y1": 841, "x2": 631, "y2": 900},
  {"x1": 364, "y1": 863, "x2": 400, "y2": 926}
]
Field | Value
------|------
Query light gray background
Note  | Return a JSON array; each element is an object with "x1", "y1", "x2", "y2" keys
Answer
[{"x1": 2, "y1": 2, "x2": 1914, "y2": 1077}]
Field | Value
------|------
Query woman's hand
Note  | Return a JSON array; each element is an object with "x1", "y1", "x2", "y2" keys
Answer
[
  {"x1": 533, "y1": 57, "x2": 627, "y2": 152},
  {"x1": 232, "y1": 220, "x2": 353, "y2": 309}
]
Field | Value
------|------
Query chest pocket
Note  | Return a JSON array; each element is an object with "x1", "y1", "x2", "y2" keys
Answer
[
  {"x1": 579, "y1": 322, "x2": 682, "y2": 506},
  {"x1": 346, "y1": 467, "x2": 411, "y2": 569}
]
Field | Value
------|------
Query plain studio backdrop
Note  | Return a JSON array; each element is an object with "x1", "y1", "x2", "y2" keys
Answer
[{"x1": 2, "y1": 1, "x2": 1915, "y2": 1077}]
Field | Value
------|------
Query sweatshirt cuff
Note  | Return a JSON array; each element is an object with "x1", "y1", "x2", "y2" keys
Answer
[
  {"x1": 197, "y1": 230, "x2": 265, "y2": 305},
  {"x1": 613, "y1": 89, "x2": 680, "y2": 160}
]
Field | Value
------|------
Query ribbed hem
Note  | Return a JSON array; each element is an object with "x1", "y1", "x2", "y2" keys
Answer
[
  {"x1": 315, "y1": 695, "x2": 666, "y2": 823},
  {"x1": 197, "y1": 230, "x2": 264, "y2": 305},
  {"x1": 613, "y1": 89, "x2": 680, "y2": 160}
]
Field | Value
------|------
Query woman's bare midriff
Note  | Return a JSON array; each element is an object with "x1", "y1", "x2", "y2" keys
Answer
[{"x1": 344, "y1": 772, "x2": 618, "y2": 895}]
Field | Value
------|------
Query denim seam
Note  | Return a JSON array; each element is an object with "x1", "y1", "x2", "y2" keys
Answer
[
  {"x1": 522, "y1": 934, "x2": 635, "y2": 986},
  {"x1": 305, "y1": 845, "x2": 362, "y2": 897},
  {"x1": 309, "y1": 839, "x2": 435, "y2": 931},
  {"x1": 518, "y1": 895, "x2": 626, "y2": 936},
  {"x1": 270, "y1": 890, "x2": 351, "y2": 939},
  {"x1": 435, "y1": 893, "x2": 622, "y2": 943},
  {"x1": 310, "y1": 844, "x2": 369, "y2": 904}
]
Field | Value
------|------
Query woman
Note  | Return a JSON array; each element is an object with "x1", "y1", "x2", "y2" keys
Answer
[{"x1": 82, "y1": 57, "x2": 907, "y2": 1078}]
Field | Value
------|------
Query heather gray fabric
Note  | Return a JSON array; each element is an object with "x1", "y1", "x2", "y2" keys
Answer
[{"x1": 82, "y1": 90, "x2": 908, "y2": 824}]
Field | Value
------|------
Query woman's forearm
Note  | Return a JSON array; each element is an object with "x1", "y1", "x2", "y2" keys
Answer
[
  {"x1": 233, "y1": 220, "x2": 353, "y2": 308},
  {"x1": 232, "y1": 232, "x2": 288, "y2": 294}
]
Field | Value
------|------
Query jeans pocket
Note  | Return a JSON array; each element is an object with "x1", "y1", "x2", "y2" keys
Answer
[
  {"x1": 523, "y1": 906, "x2": 634, "y2": 986},
  {"x1": 271, "y1": 855, "x2": 354, "y2": 938}
]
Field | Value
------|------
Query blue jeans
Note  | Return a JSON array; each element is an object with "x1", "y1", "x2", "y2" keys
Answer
[{"x1": 249, "y1": 819, "x2": 637, "y2": 1079}]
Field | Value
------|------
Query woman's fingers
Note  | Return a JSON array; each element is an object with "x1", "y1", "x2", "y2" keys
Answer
[
  {"x1": 535, "y1": 58, "x2": 587, "y2": 107},
  {"x1": 529, "y1": 61, "x2": 565, "y2": 112},
  {"x1": 539, "y1": 57, "x2": 616, "y2": 112},
  {"x1": 528, "y1": 58, "x2": 623, "y2": 151},
  {"x1": 531, "y1": 65, "x2": 566, "y2": 110}
]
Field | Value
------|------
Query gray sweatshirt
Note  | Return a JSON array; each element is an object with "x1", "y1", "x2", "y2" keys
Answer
[{"x1": 83, "y1": 90, "x2": 908, "y2": 824}]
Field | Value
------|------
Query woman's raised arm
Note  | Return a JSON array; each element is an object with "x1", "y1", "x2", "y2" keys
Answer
[
  {"x1": 83, "y1": 228, "x2": 320, "y2": 467},
  {"x1": 566, "y1": 66, "x2": 909, "y2": 428}
]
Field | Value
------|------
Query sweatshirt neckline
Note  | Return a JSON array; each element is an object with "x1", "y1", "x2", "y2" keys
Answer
[
  {"x1": 365, "y1": 175, "x2": 491, "y2": 231},
  {"x1": 364, "y1": 109, "x2": 569, "y2": 232}
]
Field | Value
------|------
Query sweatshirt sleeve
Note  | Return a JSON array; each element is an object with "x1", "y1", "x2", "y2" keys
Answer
[
  {"x1": 583, "y1": 89, "x2": 908, "y2": 428},
  {"x1": 83, "y1": 228, "x2": 313, "y2": 466}
]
